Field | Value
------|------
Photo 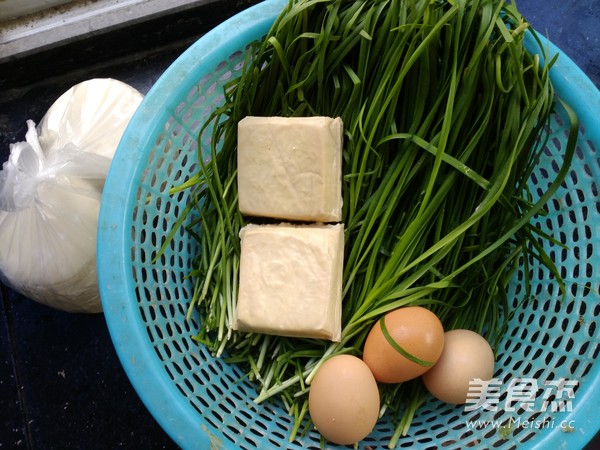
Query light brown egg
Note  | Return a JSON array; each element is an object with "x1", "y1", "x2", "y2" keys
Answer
[
  {"x1": 422, "y1": 329, "x2": 495, "y2": 404},
  {"x1": 362, "y1": 306, "x2": 445, "y2": 383},
  {"x1": 308, "y1": 354, "x2": 380, "y2": 445}
]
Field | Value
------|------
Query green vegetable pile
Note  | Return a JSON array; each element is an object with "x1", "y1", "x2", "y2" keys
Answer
[{"x1": 168, "y1": 0, "x2": 578, "y2": 445}]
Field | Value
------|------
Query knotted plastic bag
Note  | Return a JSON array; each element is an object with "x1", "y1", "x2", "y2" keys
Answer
[{"x1": 0, "y1": 79, "x2": 143, "y2": 313}]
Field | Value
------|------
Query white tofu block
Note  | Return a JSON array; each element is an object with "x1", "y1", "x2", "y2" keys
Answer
[
  {"x1": 234, "y1": 223, "x2": 344, "y2": 341},
  {"x1": 237, "y1": 116, "x2": 343, "y2": 222}
]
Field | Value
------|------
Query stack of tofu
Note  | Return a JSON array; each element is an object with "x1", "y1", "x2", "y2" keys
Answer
[{"x1": 234, "y1": 116, "x2": 344, "y2": 342}]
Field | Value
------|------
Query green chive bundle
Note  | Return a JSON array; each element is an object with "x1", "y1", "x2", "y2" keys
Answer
[{"x1": 169, "y1": 0, "x2": 577, "y2": 445}]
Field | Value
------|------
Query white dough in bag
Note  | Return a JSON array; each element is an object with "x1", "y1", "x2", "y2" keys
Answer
[{"x1": 0, "y1": 78, "x2": 143, "y2": 313}]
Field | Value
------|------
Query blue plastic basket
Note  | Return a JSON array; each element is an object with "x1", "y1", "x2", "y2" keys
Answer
[{"x1": 97, "y1": 0, "x2": 600, "y2": 448}]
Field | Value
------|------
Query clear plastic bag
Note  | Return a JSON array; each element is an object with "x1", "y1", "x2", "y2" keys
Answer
[{"x1": 0, "y1": 79, "x2": 143, "y2": 313}]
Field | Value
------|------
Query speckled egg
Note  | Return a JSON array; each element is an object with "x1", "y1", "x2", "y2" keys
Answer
[{"x1": 308, "y1": 354, "x2": 380, "y2": 445}]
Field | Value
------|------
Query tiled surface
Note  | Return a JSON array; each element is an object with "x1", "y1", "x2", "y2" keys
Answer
[{"x1": 0, "y1": 1, "x2": 598, "y2": 449}]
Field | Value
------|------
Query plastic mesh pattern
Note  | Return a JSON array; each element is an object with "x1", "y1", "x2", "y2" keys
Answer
[{"x1": 98, "y1": 2, "x2": 600, "y2": 449}]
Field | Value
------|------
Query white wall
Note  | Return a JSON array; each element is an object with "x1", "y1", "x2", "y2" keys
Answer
[
  {"x1": 0, "y1": 0, "x2": 218, "y2": 62},
  {"x1": 0, "y1": 0, "x2": 76, "y2": 22}
]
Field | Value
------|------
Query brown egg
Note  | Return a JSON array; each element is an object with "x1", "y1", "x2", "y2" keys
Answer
[
  {"x1": 308, "y1": 354, "x2": 380, "y2": 445},
  {"x1": 422, "y1": 329, "x2": 495, "y2": 404},
  {"x1": 362, "y1": 306, "x2": 445, "y2": 383}
]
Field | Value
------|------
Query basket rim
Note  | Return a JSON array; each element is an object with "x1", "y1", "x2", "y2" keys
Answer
[{"x1": 97, "y1": 0, "x2": 600, "y2": 448}]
